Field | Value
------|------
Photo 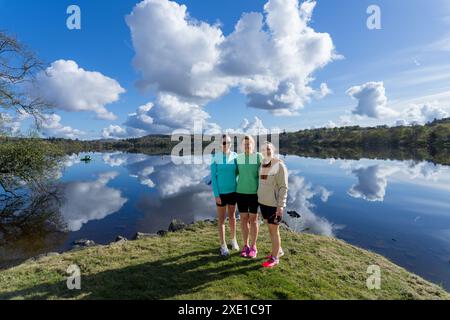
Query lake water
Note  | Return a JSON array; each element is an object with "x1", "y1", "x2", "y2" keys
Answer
[{"x1": 1, "y1": 152, "x2": 450, "y2": 291}]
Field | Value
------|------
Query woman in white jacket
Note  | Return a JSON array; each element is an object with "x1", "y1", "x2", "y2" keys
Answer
[{"x1": 257, "y1": 142, "x2": 288, "y2": 268}]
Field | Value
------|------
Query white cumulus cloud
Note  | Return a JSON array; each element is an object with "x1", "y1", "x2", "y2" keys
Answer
[
  {"x1": 225, "y1": 116, "x2": 269, "y2": 135},
  {"x1": 40, "y1": 113, "x2": 85, "y2": 139},
  {"x1": 33, "y1": 60, "x2": 125, "y2": 120},
  {"x1": 104, "y1": 93, "x2": 221, "y2": 138},
  {"x1": 119, "y1": 0, "x2": 338, "y2": 136},
  {"x1": 344, "y1": 81, "x2": 449, "y2": 127},
  {"x1": 125, "y1": 0, "x2": 228, "y2": 101},
  {"x1": 397, "y1": 103, "x2": 449, "y2": 125},
  {"x1": 346, "y1": 81, "x2": 398, "y2": 119},
  {"x1": 101, "y1": 125, "x2": 130, "y2": 139},
  {"x1": 0, "y1": 111, "x2": 29, "y2": 135}
]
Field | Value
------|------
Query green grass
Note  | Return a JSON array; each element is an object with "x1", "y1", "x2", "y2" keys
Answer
[{"x1": 0, "y1": 221, "x2": 448, "y2": 300}]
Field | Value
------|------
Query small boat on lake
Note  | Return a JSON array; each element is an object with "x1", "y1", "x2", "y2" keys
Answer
[{"x1": 80, "y1": 155, "x2": 92, "y2": 162}]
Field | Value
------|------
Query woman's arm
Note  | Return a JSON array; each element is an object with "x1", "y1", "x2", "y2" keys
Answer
[
  {"x1": 210, "y1": 157, "x2": 220, "y2": 198},
  {"x1": 275, "y1": 162, "x2": 289, "y2": 209}
]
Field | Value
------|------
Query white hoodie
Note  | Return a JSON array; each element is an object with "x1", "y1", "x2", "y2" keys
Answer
[{"x1": 257, "y1": 158, "x2": 288, "y2": 208}]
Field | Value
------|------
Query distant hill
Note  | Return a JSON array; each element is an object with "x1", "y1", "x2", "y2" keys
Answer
[{"x1": 5, "y1": 118, "x2": 449, "y2": 160}]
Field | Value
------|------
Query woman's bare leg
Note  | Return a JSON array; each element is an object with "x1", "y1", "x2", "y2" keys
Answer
[
  {"x1": 227, "y1": 205, "x2": 237, "y2": 241},
  {"x1": 240, "y1": 213, "x2": 250, "y2": 247},
  {"x1": 268, "y1": 223, "x2": 281, "y2": 258},
  {"x1": 249, "y1": 213, "x2": 259, "y2": 247},
  {"x1": 217, "y1": 206, "x2": 227, "y2": 246}
]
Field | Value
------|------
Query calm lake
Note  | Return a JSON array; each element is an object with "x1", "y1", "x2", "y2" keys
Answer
[{"x1": 1, "y1": 152, "x2": 450, "y2": 290}]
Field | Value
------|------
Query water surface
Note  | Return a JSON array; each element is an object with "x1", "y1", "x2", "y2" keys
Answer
[{"x1": 1, "y1": 152, "x2": 449, "y2": 290}]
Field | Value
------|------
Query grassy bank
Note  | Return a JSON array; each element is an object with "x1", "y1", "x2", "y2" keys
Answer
[{"x1": 0, "y1": 221, "x2": 448, "y2": 300}]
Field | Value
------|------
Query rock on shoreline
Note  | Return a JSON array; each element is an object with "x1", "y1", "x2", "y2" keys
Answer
[{"x1": 73, "y1": 239, "x2": 96, "y2": 247}]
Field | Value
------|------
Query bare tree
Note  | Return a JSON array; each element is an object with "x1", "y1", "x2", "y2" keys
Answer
[{"x1": 0, "y1": 31, "x2": 49, "y2": 124}]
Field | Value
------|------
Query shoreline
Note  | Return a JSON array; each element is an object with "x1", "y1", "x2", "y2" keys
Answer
[{"x1": 1, "y1": 220, "x2": 448, "y2": 300}]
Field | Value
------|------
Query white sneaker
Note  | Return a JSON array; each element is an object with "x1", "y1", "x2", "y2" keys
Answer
[
  {"x1": 220, "y1": 245, "x2": 230, "y2": 257},
  {"x1": 229, "y1": 239, "x2": 240, "y2": 250},
  {"x1": 267, "y1": 249, "x2": 285, "y2": 259}
]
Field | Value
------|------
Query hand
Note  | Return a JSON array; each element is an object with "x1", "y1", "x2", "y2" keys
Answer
[
  {"x1": 215, "y1": 197, "x2": 222, "y2": 205},
  {"x1": 276, "y1": 207, "x2": 284, "y2": 217}
]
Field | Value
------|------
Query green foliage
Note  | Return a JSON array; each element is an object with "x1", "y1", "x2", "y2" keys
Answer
[
  {"x1": 41, "y1": 135, "x2": 176, "y2": 155},
  {"x1": 0, "y1": 138, "x2": 63, "y2": 194},
  {"x1": 279, "y1": 118, "x2": 450, "y2": 149}
]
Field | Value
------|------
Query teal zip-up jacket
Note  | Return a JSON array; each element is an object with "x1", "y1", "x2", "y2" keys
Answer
[{"x1": 210, "y1": 151, "x2": 238, "y2": 197}]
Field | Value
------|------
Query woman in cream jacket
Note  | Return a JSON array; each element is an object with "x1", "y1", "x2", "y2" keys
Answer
[{"x1": 257, "y1": 142, "x2": 288, "y2": 268}]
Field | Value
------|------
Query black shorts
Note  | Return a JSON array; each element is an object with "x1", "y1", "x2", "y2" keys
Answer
[
  {"x1": 236, "y1": 193, "x2": 259, "y2": 214},
  {"x1": 260, "y1": 204, "x2": 282, "y2": 225},
  {"x1": 216, "y1": 192, "x2": 237, "y2": 207}
]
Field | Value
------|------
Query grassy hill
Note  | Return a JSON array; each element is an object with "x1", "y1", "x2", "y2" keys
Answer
[{"x1": 0, "y1": 221, "x2": 448, "y2": 300}]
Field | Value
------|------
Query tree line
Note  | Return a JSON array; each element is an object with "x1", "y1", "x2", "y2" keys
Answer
[
  {"x1": 279, "y1": 118, "x2": 450, "y2": 151},
  {"x1": 33, "y1": 117, "x2": 450, "y2": 158}
]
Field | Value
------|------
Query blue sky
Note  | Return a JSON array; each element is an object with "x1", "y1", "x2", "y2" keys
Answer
[{"x1": 1, "y1": 0, "x2": 450, "y2": 139}]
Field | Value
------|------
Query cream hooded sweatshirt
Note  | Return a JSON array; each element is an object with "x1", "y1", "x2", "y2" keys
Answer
[{"x1": 257, "y1": 158, "x2": 288, "y2": 208}]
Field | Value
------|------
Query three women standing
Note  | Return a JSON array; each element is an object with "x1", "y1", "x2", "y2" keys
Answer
[{"x1": 210, "y1": 136, "x2": 289, "y2": 268}]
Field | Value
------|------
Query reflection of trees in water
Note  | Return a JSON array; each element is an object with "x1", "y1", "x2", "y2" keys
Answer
[
  {"x1": 0, "y1": 139, "x2": 68, "y2": 267},
  {"x1": 279, "y1": 146, "x2": 450, "y2": 166},
  {"x1": 0, "y1": 184, "x2": 67, "y2": 267}
]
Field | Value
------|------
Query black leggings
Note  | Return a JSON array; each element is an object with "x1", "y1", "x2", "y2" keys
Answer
[
  {"x1": 259, "y1": 204, "x2": 282, "y2": 225},
  {"x1": 236, "y1": 193, "x2": 259, "y2": 214}
]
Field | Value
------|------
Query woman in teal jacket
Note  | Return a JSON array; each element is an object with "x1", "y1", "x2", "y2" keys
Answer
[{"x1": 211, "y1": 134, "x2": 239, "y2": 256}]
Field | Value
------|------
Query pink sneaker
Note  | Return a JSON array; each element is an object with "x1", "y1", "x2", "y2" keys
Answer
[
  {"x1": 248, "y1": 246, "x2": 258, "y2": 259},
  {"x1": 241, "y1": 245, "x2": 250, "y2": 257},
  {"x1": 262, "y1": 256, "x2": 279, "y2": 268}
]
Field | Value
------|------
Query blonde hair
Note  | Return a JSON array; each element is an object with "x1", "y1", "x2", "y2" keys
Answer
[
  {"x1": 261, "y1": 141, "x2": 279, "y2": 160},
  {"x1": 262, "y1": 141, "x2": 276, "y2": 152},
  {"x1": 241, "y1": 135, "x2": 255, "y2": 152}
]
